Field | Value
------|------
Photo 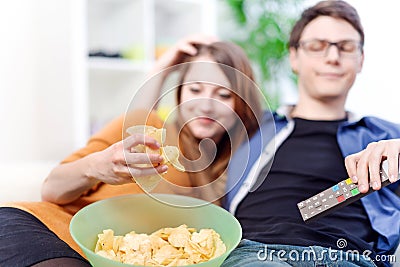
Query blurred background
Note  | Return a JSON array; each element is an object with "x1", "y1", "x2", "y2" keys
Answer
[{"x1": 1, "y1": 0, "x2": 399, "y2": 202}]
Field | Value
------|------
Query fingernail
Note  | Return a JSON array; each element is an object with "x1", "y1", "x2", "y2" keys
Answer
[
  {"x1": 390, "y1": 174, "x2": 399, "y2": 182},
  {"x1": 351, "y1": 176, "x2": 358, "y2": 183},
  {"x1": 160, "y1": 165, "x2": 168, "y2": 173},
  {"x1": 359, "y1": 184, "x2": 367, "y2": 192},
  {"x1": 372, "y1": 181, "x2": 379, "y2": 190}
]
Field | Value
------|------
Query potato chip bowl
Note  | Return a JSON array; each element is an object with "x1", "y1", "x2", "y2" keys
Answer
[{"x1": 70, "y1": 194, "x2": 242, "y2": 267}]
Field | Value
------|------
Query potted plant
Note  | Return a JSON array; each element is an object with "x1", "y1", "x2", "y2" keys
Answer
[{"x1": 221, "y1": 0, "x2": 304, "y2": 109}]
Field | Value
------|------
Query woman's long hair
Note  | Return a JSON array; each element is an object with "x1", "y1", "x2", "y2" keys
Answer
[{"x1": 174, "y1": 42, "x2": 264, "y2": 198}]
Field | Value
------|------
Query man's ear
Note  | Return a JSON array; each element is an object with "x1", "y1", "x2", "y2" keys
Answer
[
  {"x1": 357, "y1": 51, "x2": 364, "y2": 73},
  {"x1": 289, "y1": 47, "x2": 299, "y2": 74}
]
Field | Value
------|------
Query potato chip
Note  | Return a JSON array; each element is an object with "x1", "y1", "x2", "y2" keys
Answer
[
  {"x1": 96, "y1": 249, "x2": 117, "y2": 260},
  {"x1": 126, "y1": 125, "x2": 183, "y2": 169},
  {"x1": 132, "y1": 175, "x2": 163, "y2": 193},
  {"x1": 126, "y1": 125, "x2": 166, "y2": 148},
  {"x1": 126, "y1": 125, "x2": 185, "y2": 191},
  {"x1": 161, "y1": 146, "x2": 185, "y2": 172},
  {"x1": 153, "y1": 244, "x2": 182, "y2": 265},
  {"x1": 167, "y1": 224, "x2": 191, "y2": 248},
  {"x1": 94, "y1": 224, "x2": 226, "y2": 266},
  {"x1": 95, "y1": 229, "x2": 115, "y2": 251}
]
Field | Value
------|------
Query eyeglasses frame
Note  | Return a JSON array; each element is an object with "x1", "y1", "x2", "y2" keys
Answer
[{"x1": 295, "y1": 39, "x2": 363, "y2": 57}]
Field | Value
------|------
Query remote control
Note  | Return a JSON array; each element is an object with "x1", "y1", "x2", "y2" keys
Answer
[{"x1": 297, "y1": 160, "x2": 398, "y2": 223}]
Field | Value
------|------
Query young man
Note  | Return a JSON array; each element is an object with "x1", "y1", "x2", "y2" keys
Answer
[{"x1": 223, "y1": 1, "x2": 400, "y2": 266}]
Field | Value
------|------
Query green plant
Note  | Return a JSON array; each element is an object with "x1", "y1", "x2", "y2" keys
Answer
[{"x1": 223, "y1": 0, "x2": 304, "y2": 110}]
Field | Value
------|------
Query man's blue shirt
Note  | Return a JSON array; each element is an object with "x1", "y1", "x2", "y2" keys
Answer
[{"x1": 225, "y1": 108, "x2": 400, "y2": 255}]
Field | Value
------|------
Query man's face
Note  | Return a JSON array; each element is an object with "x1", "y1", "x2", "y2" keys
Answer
[{"x1": 290, "y1": 16, "x2": 364, "y2": 102}]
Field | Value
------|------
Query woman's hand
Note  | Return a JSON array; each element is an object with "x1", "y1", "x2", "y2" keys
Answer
[
  {"x1": 149, "y1": 34, "x2": 219, "y2": 76},
  {"x1": 135, "y1": 34, "x2": 219, "y2": 111},
  {"x1": 88, "y1": 134, "x2": 167, "y2": 185},
  {"x1": 42, "y1": 134, "x2": 167, "y2": 204},
  {"x1": 345, "y1": 139, "x2": 400, "y2": 193}
]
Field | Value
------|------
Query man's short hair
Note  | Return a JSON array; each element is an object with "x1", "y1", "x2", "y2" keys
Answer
[{"x1": 289, "y1": 0, "x2": 364, "y2": 50}]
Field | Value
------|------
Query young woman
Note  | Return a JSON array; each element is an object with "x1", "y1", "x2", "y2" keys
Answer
[{"x1": 0, "y1": 36, "x2": 265, "y2": 266}]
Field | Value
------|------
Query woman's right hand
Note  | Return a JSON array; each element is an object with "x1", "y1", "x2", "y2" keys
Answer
[
  {"x1": 42, "y1": 134, "x2": 167, "y2": 204},
  {"x1": 88, "y1": 134, "x2": 167, "y2": 185}
]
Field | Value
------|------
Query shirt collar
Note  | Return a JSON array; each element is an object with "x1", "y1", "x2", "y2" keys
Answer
[{"x1": 275, "y1": 105, "x2": 362, "y2": 124}]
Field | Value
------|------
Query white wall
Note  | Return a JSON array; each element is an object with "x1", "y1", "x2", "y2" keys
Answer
[
  {"x1": 285, "y1": 0, "x2": 400, "y2": 123},
  {"x1": 0, "y1": 0, "x2": 88, "y2": 202},
  {"x1": 1, "y1": 1, "x2": 37, "y2": 162},
  {"x1": 345, "y1": 1, "x2": 400, "y2": 123},
  {"x1": 0, "y1": 0, "x2": 88, "y2": 163}
]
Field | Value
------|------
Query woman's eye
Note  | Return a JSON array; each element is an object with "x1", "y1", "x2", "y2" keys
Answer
[
  {"x1": 219, "y1": 93, "x2": 232, "y2": 99},
  {"x1": 189, "y1": 87, "x2": 201, "y2": 93},
  {"x1": 217, "y1": 89, "x2": 232, "y2": 99}
]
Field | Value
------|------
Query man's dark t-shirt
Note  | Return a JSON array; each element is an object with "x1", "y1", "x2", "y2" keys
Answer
[{"x1": 236, "y1": 118, "x2": 378, "y2": 256}]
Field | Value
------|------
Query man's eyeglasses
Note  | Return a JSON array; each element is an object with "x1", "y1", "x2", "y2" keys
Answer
[{"x1": 296, "y1": 39, "x2": 362, "y2": 57}]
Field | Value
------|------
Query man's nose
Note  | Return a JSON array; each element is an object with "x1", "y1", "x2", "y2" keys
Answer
[{"x1": 325, "y1": 44, "x2": 341, "y2": 61}]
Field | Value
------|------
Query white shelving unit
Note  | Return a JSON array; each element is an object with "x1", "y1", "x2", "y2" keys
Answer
[{"x1": 86, "y1": 0, "x2": 217, "y2": 133}]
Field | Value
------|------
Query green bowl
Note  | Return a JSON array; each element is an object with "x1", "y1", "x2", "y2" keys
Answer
[{"x1": 70, "y1": 194, "x2": 242, "y2": 267}]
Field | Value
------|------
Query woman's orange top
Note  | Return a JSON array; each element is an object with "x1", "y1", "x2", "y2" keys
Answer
[{"x1": 2, "y1": 110, "x2": 190, "y2": 256}]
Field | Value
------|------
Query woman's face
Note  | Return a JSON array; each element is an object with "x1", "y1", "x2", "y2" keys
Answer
[{"x1": 179, "y1": 56, "x2": 236, "y2": 143}]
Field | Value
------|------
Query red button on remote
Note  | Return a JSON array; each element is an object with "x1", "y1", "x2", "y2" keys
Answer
[{"x1": 336, "y1": 195, "x2": 345, "y2": 202}]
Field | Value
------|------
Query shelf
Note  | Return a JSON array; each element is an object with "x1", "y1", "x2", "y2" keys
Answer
[
  {"x1": 88, "y1": 57, "x2": 152, "y2": 72},
  {"x1": 86, "y1": 0, "x2": 217, "y2": 132}
]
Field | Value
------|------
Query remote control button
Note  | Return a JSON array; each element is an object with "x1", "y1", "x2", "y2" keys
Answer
[
  {"x1": 345, "y1": 178, "x2": 353, "y2": 185},
  {"x1": 298, "y1": 202, "x2": 306, "y2": 209},
  {"x1": 351, "y1": 188, "x2": 360, "y2": 196},
  {"x1": 332, "y1": 185, "x2": 340, "y2": 192},
  {"x1": 336, "y1": 195, "x2": 345, "y2": 202}
]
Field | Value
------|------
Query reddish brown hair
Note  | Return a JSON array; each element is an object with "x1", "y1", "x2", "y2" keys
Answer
[{"x1": 174, "y1": 41, "x2": 264, "y2": 194}]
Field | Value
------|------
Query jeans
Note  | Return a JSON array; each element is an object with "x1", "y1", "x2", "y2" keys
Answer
[{"x1": 221, "y1": 239, "x2": 379, "y2": 267}]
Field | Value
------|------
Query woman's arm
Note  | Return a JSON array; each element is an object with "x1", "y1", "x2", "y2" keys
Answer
[
  {"x1": 41, "y1": 134, "x2": 167, "y2": 205},
  {"x1": 41, "y1": 35, "x2": 218, "y2": 205}
]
